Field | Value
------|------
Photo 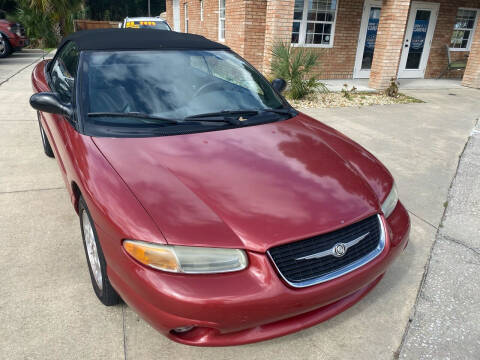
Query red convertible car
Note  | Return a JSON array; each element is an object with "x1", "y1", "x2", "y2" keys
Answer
[{"x1": 30, "y1": 29, "x2": 409, "y2": 346}]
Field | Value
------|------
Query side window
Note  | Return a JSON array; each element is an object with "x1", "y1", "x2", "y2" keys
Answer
[{"x1": 50, "y1": 42, "x2": 80, "y2": 103}]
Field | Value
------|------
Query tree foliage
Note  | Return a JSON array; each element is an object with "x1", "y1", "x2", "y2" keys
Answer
[
  {"x1": 85, "y1": 0, "x2": 166, "y2": 21},
  {"x1": 8, "y1": 0, "x2": 167, "y2": 47},
  {"x1": 17, "y1": 4, "x2": 57, "y2": 47},
  {"x1": 16, "y1": 0, "x2": 83, "y2": 47}
]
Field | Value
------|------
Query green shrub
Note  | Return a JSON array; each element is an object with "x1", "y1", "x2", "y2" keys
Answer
[
  {"x1": 341, "y1": 84, "x2": 357, "y2": 101},
  {"x1": 385, "y1": 77, "x2": 400, "y2": 98},
  {"x1": 270, "y1": 41, "x2": 327, "y2": 100},
  {"x1": 17, "y1": 4, "x2": 57, "y2": 48},
  {"x1": 16, "y1": 0, "x2": 83, "y2": 47}
]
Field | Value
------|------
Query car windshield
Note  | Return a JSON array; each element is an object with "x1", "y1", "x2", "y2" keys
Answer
[{"x1": 80, "y1": 50, "x2": 289, "y2": 137}]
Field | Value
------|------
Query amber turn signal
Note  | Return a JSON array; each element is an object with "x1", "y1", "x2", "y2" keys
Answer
[
  {"x1": 123, "y1": 240, "x2": 180, "y2": 272},
  {"x1": 123, "y1": 240, "x2": 248, "y2": 274}
]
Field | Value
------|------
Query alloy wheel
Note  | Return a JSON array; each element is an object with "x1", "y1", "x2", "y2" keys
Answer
[
  {"x1": 0, "y1": 38, "x2": 5, "y2": 54},
  {"x1": 82, "y1": 210, "x2": 103, "y2": 290}
]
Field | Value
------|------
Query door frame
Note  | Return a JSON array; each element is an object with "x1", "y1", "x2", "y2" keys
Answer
[
  {"x1": 172, "y1": 0, "x2": 180, "y2": 32},
  {"x1": 398, "y1": 1, "x2": 440, "y2": 79},
  {"x1": 354, "y1": 0, "x2": 383, "y2": 79}
]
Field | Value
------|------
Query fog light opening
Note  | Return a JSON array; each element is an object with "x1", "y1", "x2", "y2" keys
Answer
[{"x1": 171, "y1": 325, "x2": 195, "y2": 334}]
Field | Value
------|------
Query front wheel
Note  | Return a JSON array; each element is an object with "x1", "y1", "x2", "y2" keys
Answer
[
  {"x1": 79, "y1": 196, "x2": 120, "y2": 306},
  {"x1": 0, "y1": 35, "x2": 11, "y2": 58},
  {"x1": 37, "y1": 112, "x2": 55, "y2": 158}
]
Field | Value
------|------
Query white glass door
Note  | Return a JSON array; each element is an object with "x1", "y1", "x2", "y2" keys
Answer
[
  {"x1": 354, "y1": 0, "x2": 382, "y2": 79},
  {"x1": 398, "y1": 2, "x2": 439, "y2": 78}
]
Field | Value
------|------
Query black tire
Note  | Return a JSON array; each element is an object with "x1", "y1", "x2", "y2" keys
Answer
[
  {"x1": 79, "y1": 196, "x2": 120, "y2": 306},
  {"x1": 37, "y1": 111, "x2": 55, "y2": 158},
  {"x1": 0, "y1": 35, "x2": 11, "y2": 58}
]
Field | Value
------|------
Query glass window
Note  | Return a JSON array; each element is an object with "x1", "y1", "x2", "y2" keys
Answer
[
  {"x1": 50, "y1": 41, "x2": 80, "y2": 103},
  {"x1": 81, "y1": 50, "x2": 286, "y2": 137},
  {"x1": 406, "y1": 10, "x2": 431, "y2": 69},
  {"x1": 450, "y1": 8, "x2": 478, "y2": 50},
  {"x1": 291, "y1": 0, "x2": 337, "y2": 46},
  {"x1": 361, "y1": 7, "x2": 381, "y2": 70},
  {"x1": 219, "y1": 0, "x2": 225, "y2": 40},
  {"x1": 200, "y1": 0, "x2": 204, "y2": 21}
]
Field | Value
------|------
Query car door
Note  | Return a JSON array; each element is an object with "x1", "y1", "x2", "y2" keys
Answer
[{"x1": 44, "y1": 41, "x2": 79, "y2": 180}]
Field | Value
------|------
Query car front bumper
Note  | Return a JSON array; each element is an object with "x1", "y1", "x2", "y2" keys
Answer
[{"x1": 102, "y1": 202, "x2": 410, "y2": 346}]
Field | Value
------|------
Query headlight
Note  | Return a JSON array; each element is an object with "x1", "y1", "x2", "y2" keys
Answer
[
  {"x1": 123, "y1": 240, "x2": 248, "y2": 274},
  {"x1": 381, "y1": 183, "x2": 399, "y2": 218}
]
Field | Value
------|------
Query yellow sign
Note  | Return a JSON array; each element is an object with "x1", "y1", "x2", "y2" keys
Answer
[{"x1": 126, "y1": 21, "x2": 157, "y2": 28}]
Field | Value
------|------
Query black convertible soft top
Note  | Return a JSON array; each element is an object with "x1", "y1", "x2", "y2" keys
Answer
[{"x1": 60, "y1": 28, "x2": 230, "y2": 51}]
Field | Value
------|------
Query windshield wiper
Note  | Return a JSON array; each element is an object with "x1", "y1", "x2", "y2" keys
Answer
[
  {"x1": 185, "y1": 110, "x2": 259, "y2": 119},
  {"x1": 88, "y1": 111, "x2": 237, "y2": 126},
  {"x1": 87, "y1": 112, "x2": 181, "y2": 124},
  {"x1": 87, "y1": 108, "x2": 296, "y2": 128},
  {"x1": 183, "y1": 110, "x2": 259, "y2": 125},
  {"x1": 184, "y1": 108, "x2": 295, "y2": 123},
  {"x1": 261, "y1": 108, "x2": 296, "y2": 115}
]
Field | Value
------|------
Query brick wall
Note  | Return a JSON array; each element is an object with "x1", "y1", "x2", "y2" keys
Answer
[
  {"x1": 262, "y1": 0, "x2": 295, "y2": 74},
  {"x1": 463, "y1": 12, "x2": 480, "y2": 88},
  {"x1": 166, "y1": 0, "x2": 479, "y2": 82},
  {"x1": 311, "y1": 0, "x2": 363, "y2": 79},
  {"x1": 166, "y1": 0, "x2": 173, "y2": 29},
  {"x1": 244, "y1": 0, "x2": 267, "y2": 70},
  {"x1": 369, "y1": 0, "x2": 411, "y2": 89},
  {"x1": 165, "y1": 0, "x2": 267, "y2": 69},
  {"x1": 225, "y1": 0, "x2": 247, "y2": 59},
  {"x1": 165, "y1": 0, "x2": 221, "y2": 39},
  {"x1": 261, "y1": 0, "x2": 365, "y2": 78},
  {"x1": 165, "y1": 0, "x2": 382, "y2": 78},
  {"x1": 425, "y1": 0, "x2": 479, "y2": 79}
]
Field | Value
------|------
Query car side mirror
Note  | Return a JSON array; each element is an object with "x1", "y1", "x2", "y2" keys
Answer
[
  {"x1": 30, "y1": 92, "x2": 73, "y2": 118},
  {"x1": 271, "y1": 78, "x2": 287, "y2": 93}
]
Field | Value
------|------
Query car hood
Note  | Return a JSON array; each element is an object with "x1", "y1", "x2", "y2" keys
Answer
[{"x1": 93, "y1": 115, "x2": 380, "y2": 252}]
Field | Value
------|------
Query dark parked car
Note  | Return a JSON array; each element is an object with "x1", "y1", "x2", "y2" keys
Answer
[
  {"x1": 29, "y1": 29, "x2": 410, "y2": 346},
  {"x1": 0, "y1": 19, "x2": 29, "y2": 58}
]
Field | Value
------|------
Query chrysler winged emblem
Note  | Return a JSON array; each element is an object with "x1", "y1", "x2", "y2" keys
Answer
[{"x1": 295, "y1": 232, "x2": 370, "y2": 261}]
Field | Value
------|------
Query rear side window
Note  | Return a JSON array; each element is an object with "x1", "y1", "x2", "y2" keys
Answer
[{"x1": 50, "y1": 41, "x2": 80, "y2": 103}]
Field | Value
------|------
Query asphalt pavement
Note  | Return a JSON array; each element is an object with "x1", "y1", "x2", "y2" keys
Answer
[{"x1": 0, "y1": 55, "x2": 479, "y2": 360}]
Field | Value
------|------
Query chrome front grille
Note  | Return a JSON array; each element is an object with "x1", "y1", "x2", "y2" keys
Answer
[{"x1": 268, "y1": 215, "x2": 385, "y2": 288}]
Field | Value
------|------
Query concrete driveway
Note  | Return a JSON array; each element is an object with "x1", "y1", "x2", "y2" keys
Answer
[
  {"x1": 0, "y1": 49, "x2": 48, "y2": 85},
  {"x1": 0, "y1": 57, "x2": 479, "y2": 360}
]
